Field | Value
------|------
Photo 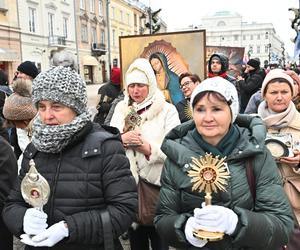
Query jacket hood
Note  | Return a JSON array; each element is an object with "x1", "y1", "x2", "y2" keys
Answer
[{"x1": 208, "y1": 53, "x2": 229, "y2": 74}]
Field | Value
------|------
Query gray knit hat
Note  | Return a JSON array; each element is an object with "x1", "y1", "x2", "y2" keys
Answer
[{"x1": 32, "y1": 66, "x2": 87, "y2": 114}]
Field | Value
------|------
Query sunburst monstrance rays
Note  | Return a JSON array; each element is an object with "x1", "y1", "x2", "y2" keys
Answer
[
  {"x1": 187, "y1": 153, "x2": 230, "y2": 194},
  {"x1": 183, "y1": 102, "x2": 192, "y2": 121}
]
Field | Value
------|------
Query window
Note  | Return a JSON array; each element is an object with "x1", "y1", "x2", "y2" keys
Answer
[
  {"x1": 111, "y1": 6, "x2": 115, "y2": 19},
  {"x1": 257, "y1": 34, "x2": 260, "y2": 40},
  {"x1": 48, "y1": 13, "x2": 54, "y2": 36},
  {"x1": 234, "y1": 35, "x2": 238, "y2": 41},
  {"x1": 91, "y1": 27, "x2": 97, "y2": 43},
  {"x1": 63, "y1": 17, "x2": 68, "y2": 38},
  {"x1": 120, "y1": 10, "x2": 123, "y2": 22},
  {"x1": 243, "y1": 35, "x2": 246, "y2": 40},
  {"x1": 257, "y1": 45, "x2": 261, "y2": 54},
  {"x1": 250, "y1": 34, "x2": 253, "y2": 40},
  {"x1": 265, "y1": 32, "x2": 269, "y2": 39},
  {"x1": 90, "y1": 0, "x2": 95, "y2": 13},
  {"x1": 28, "y1": 7, "x2": 36, "y2": 33},
  {"x1": 80, "y1": 0, "x2": 85, "y2": 10},
  {"x1": 127, "y1": 13, "x2": 130, "y2": 25},
  {"x1": 0, "y1": 0, "x2": 7, "y2": 9},
  {"x1": 134, "y1": 14, "x2": 137, "y2": 26},
  {"x1": 112, "y1": 29, "x2": 116, "y2": 46},
  {"x1": 265, "y1": 45, "x2": 269, "y2": 53},
  {"x1": 98, "y1": 0, "x2": 103, "y2": 16},
  {"x1": 101, "y1": 29, "x2": 105, "y2": 44},
  {"x1": 217, "y1": 21, "x2": 226, "y2": 26},
  {"x1": 81, "y1": 24, "x2": 88, "y2": 42}
]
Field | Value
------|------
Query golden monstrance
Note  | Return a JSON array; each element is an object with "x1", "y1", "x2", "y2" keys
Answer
[
  {"x1": 188, "y1": 153, "x2": 230, "y2": 241},
  {"x1": 21, "y1": 159, "x2": 50, "y2": 210}
]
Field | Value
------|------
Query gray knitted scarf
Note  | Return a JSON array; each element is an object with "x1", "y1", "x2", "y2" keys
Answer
[{"x1": 32, "y1": 111, "x2": 91, "y2": 153}]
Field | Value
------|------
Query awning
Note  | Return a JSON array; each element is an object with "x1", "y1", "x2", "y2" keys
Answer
[
  {"x1": 82, "y1": 55, "x2": 99, "y2": 66},
  {"x1": 0, "y1": 47, "x2": 20, "y2": 61}
]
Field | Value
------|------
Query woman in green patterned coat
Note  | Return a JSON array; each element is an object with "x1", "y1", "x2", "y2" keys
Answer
[{"x1": 154, "y1": 76, "x2": 294, "y2": 249}]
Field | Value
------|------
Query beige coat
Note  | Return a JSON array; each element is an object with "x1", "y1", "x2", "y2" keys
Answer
[{"x1": 267, "y1": 111, "x2": 300, "y2": 224}]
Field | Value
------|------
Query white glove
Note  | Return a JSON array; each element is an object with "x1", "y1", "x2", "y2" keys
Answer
[
  {"x1": 184, "y1": 217, "x2": 208, "y2": 247},
  {"x1": 194, "y1": 205, "x2": 238, "y2": 235},
  {"x1": 23, "y1": 208, "x2": 48, "y2": 235},
  {"x1": 21, "y1": 221, "x2": 69, "y2": 247}
]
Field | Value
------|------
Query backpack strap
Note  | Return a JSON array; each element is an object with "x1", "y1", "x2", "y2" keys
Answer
[{"x1": 246, "y1": 158, "x2": 256, "y2": 202}]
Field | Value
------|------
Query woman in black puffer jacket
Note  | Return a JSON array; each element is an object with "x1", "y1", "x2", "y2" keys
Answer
[{"x1": 2, "y1": 66, "x2": 137, "y2": 250}]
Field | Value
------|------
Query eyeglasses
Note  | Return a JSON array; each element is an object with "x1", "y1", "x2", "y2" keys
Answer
[{"x1": 180, "y1": 80, "x2": 193, "y2": 89}]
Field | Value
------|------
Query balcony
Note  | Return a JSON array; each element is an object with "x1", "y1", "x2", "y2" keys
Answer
[
  {"x1": 48, "y1": 36, "x2": 66, "y2": 47},
  {"x1": 91, "y1": 43, "x2": 106, "y2": 56}
]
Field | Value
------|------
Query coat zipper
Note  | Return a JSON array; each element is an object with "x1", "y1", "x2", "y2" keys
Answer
[{"x1": 48, "y1": 152, "x2": 62, "y2": 225}]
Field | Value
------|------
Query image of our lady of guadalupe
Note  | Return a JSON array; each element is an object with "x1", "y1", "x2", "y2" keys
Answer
[{"x1": 141, "y1": 40, "x2": 189, "y2": 105}]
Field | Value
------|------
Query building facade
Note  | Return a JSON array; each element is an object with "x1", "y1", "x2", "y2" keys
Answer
[
  {"x1": 109, "y1": 0, "x2": 134, "y2": 68},
  {"x1": 107, "y1": 0, "x2": 167, "y2": 71},
  {"x1": 18, "y1": 0, "x2": 77, "y2": 73},
  {"x1": 75, "y1": 0, "x2": 107, "y2": 84},
  {"x1": 0, "y1": 0, "x2": 21, "y2": 82},
  {"x1": 186, "y1": 11, "x2": 285, "y2": 66},
  {"x1": 12, "y1": 0, "x2": 164, "y2": 84}
]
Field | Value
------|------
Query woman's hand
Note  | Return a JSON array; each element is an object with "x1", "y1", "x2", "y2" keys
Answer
[
  {"x1": 135, "y1": 140, "x2": 151, "y2": 157},
  {"x1": 121, "y1": 130, "x2": 151, "y2": 158},
  {"x1": 121, "y1": 130, "x2": 143, "y2": 147},
  {"x1": 279, "y1": 149, "x2": 300, "y2": 168}
]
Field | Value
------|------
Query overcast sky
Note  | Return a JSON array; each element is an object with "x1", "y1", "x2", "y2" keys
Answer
[{"x1": 140, "y1": 0, "x2": 299, "y2": 58}]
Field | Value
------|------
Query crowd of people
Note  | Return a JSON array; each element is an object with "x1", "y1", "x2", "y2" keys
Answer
[{"x1": 0, "y1": 49, "x2": 299, "y2": 250}]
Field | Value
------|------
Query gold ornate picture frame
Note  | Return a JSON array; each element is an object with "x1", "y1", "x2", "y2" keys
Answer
[{"x1": 119, "y1": 30, "x2": 206, "y2": 93}]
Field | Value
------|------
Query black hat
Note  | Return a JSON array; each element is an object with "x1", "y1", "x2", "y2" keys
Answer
[
  {"x1": 247, "y1": 59, "x2": 260, "y2": 70},
  {"x1": 17, "y1": 61, "x2": 39, "y2": 79}
]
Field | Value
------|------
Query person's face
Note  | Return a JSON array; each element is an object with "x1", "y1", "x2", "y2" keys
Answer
[
  {"x1": 193, "y1": 93, "x2": 231, "y2": 146},
  {"x1": 37, "y1": 100, "x2": 77, "y2": 125},
  {"x1": 180, "y1": 77, "x2": 198, "y2": 98},
  {"x1": 210, "y1": 59, "x2": 222, "y2": 73},
  {"x1": 128, "y1": 83, "x2": 149, "y2": 104},
  {"x1": 264, "y1": 82, "x2": 293, "y2": 113},
  {"x1": 245, "y1": 65, "x2": 255, "y2": 73},
  {"x1": 150, "y1": 58, "x2": 163, "y2": 73},
  {"x1": 16, "y1": 71, "x2": 32, "y2": 80}
]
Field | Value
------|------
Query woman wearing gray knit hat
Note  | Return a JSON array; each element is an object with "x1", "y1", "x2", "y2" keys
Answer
[
  {"x1": 3, "y1": 66, "x2": 137, "y2": 249},
  {"x1": 155, "y1": 76, "x2": 293, "y2": 249}
]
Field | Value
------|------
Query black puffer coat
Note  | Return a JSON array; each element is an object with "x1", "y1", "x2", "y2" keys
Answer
[
  {"x1": 0, "y1": 136, "x2": 17, "y2": 250},
  {"x1": 2, "y1": 122, "x2": 137, "y2": 250},
  {"x1": 238, "y1": 68, "x2": 265, "y2": 113}
]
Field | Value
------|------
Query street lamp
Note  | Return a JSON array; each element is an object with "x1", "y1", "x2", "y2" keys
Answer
[
  {"x1": 281, "y1": 44, "x2": 285, "y2": 68},
  {"x1": 268, "y1": 43, "x2": 272, "y2": 64},
  {"x1": 106, "y1": 0, "x2": 112, "y2": 79}
]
